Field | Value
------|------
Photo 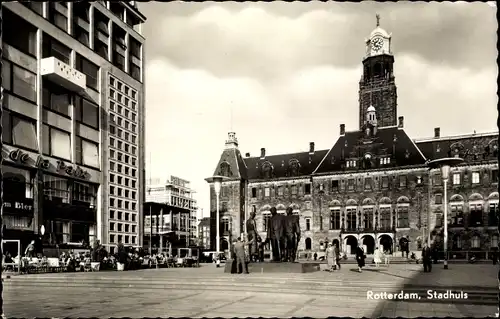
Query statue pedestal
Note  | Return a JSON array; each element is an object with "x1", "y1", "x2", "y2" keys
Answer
[{"x1": 224, "y1": 260, "x2": 320, "y2": 274}]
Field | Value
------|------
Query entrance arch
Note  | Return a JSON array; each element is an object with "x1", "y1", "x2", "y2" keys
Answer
[
  {"x1": 361, "y1": 235, "x2": 375, "y2": 254},
  {"x1": 305, "y1": 237, "x2": 312, "y2": 250},
  {"x1": 344, "y1": 235, "x2": 358, "y2": 255},
  {"x1": 378, "y1": 234, "x2": 393, "y2": 254}
]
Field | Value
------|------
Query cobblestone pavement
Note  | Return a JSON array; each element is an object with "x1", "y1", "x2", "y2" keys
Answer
[{"x1": 3, "y1": 263, "x2": 497, "y2": 318}]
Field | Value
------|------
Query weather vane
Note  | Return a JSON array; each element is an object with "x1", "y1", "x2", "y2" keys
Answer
[{"x1": 376, "y1": 13, "x2": 380, "y2": 27}]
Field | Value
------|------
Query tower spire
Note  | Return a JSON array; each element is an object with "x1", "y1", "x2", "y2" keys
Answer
[{"x1": 376, "y1": 13, "x2": 380, "y2": 27}]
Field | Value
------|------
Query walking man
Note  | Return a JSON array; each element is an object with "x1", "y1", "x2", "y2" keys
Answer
[{"x1": 422, "y1": 241, "x2": 432, "y2": 273}]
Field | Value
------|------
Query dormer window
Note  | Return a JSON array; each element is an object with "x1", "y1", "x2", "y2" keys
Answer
[
  {"x1": 346, "y1": 160, "x2": 357, "y2": 168},
  {"x1": 380, "y1": 157, "x2": 391, "y2": 165}
]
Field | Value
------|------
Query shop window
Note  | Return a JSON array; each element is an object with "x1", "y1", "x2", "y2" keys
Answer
[
  {"x1": 4, "y1": 113, "x2": 38, "y2": 151},
  {"x1": 75, "y1": 54, "x2": 99, "y2": 91},
  {"x1": 43, "y1": 175, "x2": 70, "y2": 204},
  {"x1": 3, "y1": 9, "x2": 37, "y2": 56},
  {"x1": 72, "y1": 182, "x2": 97, "y2": 208},
  {"x1": 42, "y1": 81, "x2": 71, "y2": 117},
  {"x1": 43, "y1": 125, "x2": 71, "y2": 160}
]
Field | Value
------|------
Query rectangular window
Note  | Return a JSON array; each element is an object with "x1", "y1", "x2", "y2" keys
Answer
[
  {"x1": 276, "y1": 186, "x2": 283, "y2": 196},
  {"x1": 20, "y1": 1, "x2": 44, "y2": 16},
  {"x1": 72, "y1": 182, "x2": 97, "y2": 208},
  {"x1": 6, "y1": 115, "x2": 38, "y2": 150},
  {"x1": 492, "y1": 169, "x2": 498, "y2": 183},
  {"x1": 397, "y1": 206, "x2": 409, "y2": 228},
  {"x1": 291, "y1": 185, "x2": 298, "y2": 195},
  {"x1": 130, "y1": 64, "x2": 141, "y2": 82},
  {"x1": 76, "y1": 137, "x2": 99, "y2": 168},
  {"x1": 44, "y1": 125, "x2": 71, "y2": 160},
  {"x1": 113, "y1": 51, "x2": 125, "y2": 71},
  {"x1": 435, "y1": 194, "x2": 442, "y2": 205},
  {"x1": 76, "y1": 54, "x2": 99, "y2": 91},
  {"x1": 42, "y1": 81, "x2": 71, "y2": 117},
  {"x1": 331, "y1": 180, "x2": 339, "y2": 191},
  {"x1": 330, "y1": 210, "x2": 341, "y2": 230},
  {"x1": 347, "y1": 179, "x2": 355, "y2": 191},
  {"x1": 469, "y1": 204, "x2": 483, "y2": 227},
  {"x1": 364, "y1": 177, "x2": 372, "y2": 190},
  {"x1": 472, "y1": 172, "x2": 480, "y2": 184},
  {"x1": 48, "y1": 3, "x2": 68, "y2": 32},
  {"x1": 433, "y1": 174, "x2": 442, "y2": 186},
  {"x1": 306, "y1": 218, "x2": 311, "y2": 231},
  {"x1": 74, "y1": 96, "x2": 99, "y2": 128},
  {"x1": 43, "y1": 34, "x2": 71, "y2": 64},
  {"x1": 3, "y1": 9, "x2": 37, "y2": 56},
  {"x1": 363, "y1": 208, "x2": 374, "y2": 230},
  {"x1": 450, "y1": 205, "x2": 464, "y2": 226},
  {"x1": 453, "y1": 173, "x2": 461, "y2": 185},
  {"x1": 489, "y1": 203, "x2": 499, "y2": 226},
  {"x1": 251, "y1": 188, "x2": 257, "y2": 198},
  {"x1": 264, "y1": 187, "x2": 270, "y2": 197},
  {"x1": 43, "y1": 175, "x2": 70, "y2": 204},
  {"x1": 94, "y1": 38, "x2": 108, "y2": 60},
  {"x1": 399, "y1": 175, "x2": 407, "y2": 188},
  {"x1": 129, "y1": 38, "x2": 141, "y2": 59},
  {"x1": 12, "y1": 65, "x2": 37, "y2": 103},
  {"x1": 379, "y1": 207, "x2": 391, "y2": 230},
  {"x1": 305, "y1": 183, "x2": 311, "y2": 195}
]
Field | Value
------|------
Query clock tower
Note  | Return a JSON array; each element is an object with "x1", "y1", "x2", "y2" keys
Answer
[{"x1": 358, "y1": 14, "x2": 398, "y2": 130}]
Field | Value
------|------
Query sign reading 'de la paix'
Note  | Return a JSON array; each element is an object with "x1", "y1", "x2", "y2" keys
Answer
[{"x1": 6, "y1": 148, "x2": 91, "y2": 180}]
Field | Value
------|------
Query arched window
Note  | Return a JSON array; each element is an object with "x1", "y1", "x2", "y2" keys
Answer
[
  {"x1": 471, "y1": 235, "x2": 480, "y2": 249},
  {"x1": 305, "y1": 238, "x2": 312, "y2": 250},
  {"x1": 219, "y1": 162, "x2": 231, "y2": 177}
]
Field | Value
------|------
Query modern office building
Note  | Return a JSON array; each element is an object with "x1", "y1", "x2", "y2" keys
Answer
[
  {"x1": 1, "y1": 1, "x2": 146, "y2": 254},
  {"x1": 145, "y1": 176, "x2": 198, "y2": 246},
  {"x1": 207, "y1": 20, "x2": 499, "y2": 258}
]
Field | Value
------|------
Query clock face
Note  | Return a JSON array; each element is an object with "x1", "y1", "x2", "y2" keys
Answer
[{"x1": 372, "y1": 37, "x2": 384, "y2": 52}]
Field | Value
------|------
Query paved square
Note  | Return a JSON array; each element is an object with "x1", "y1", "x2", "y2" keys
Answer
[{"x1": 3, "y1": 263, "x2": 498, "y2": 317}]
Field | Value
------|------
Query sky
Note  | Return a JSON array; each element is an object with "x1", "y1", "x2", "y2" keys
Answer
[{"x1": 138, "y1": 1, "x2": 498, "y2": 219}]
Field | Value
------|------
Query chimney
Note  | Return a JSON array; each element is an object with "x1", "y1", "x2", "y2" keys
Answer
[
  {"x1": 260, "y1": 148, "x2": 266, "y2": 159},
  {"x1": 245, "y1": 152, "x2": 250, "y2": 157},
  {"x1": 309, "y1": 142, "x2": 315, "y2": 153},
  {"x1": 398, "y1": 116, "x2": 404, "y2": 128},
  {"x1": 340, "y1": 124, "x2": 345, "y2": 135},
  {"x1": 434, "y1": 127, "x2": 440, "y2": 138}
]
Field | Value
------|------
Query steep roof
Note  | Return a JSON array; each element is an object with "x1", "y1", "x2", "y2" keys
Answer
[
  {"x1": 314, "y1": 126, "x2": 427, "y2": 175},
  {"x1": 415, "y1": 132, "x2": 498, "y2": 163},
  {"x1": 198, "y1": 217, "x2": 211, "y2": 228},
  {"x1": 212, "y1": 148, "x2": 247, "y2": 180},
  {"x1": 243, "y1": 150, "x2": 329, "y2": 181}
]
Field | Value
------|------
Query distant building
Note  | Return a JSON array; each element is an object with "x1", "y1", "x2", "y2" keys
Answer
[
  {"x1": 146, "y1": 176, "x2": 198, "y2": 245},
  {"x1": 207, "y1": 19, "x2": 499, "y2": 258},
  {"x1": 197, "y1": 217, "x2": 211, "y2": 249}
]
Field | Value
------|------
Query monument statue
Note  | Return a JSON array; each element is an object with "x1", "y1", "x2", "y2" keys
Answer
[
  {"x1": 284, "y1": 207, "x2": 301, "y2": 262},
  {"x1": 266, "y1": 207, "x2": 285, "y2": 262},
  {"x1": 245, "y1": 211, "x2": 260, "y2": 262}
]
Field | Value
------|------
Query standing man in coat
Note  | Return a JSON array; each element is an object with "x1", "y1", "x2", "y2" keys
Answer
[
  {"x1": 246, "y1": 211, "x2": 260, "y2": 262},
  {"x1": 422, "y1": 241, "x2": 432, "y2": 273},
  {"x1": 233, "y1": 237, "x2": 250, "y2": 274},
  {"x1": 284, "y1": 207, "x2": 301, "y2": 262},
  {"x1": 355, "y1": 244, "x2": 366, "y2": 273},
  {"x1": 266, "y1": 207, "x2": 284, "y2": 262}
]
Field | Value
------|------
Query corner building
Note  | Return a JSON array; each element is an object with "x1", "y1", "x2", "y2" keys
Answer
[
  {"x1": 208, "y1": 23, "x2": 499, "y2": 257},
  {"x1": 1, "y1": 1, "x2": 146, "y2": 254}
]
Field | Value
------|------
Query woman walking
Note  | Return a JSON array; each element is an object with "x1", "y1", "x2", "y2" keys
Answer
[
  {"x1": 355, "y1": 244, "x2": 366, "y2": 273},
  {"x1": 325, "y1": 243, "x2": 335, "y2": 272},
  {"x1": 334, "y1": 243, "x2": 341, "y2": 270},
  {"x1": 373, "y1": 247, "x2": 382, "y2": 269}
]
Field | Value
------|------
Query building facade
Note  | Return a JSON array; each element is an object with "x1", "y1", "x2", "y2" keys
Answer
[
  {"x1": 197, "y1": 217, "x2": 210, "y2": 250},
  {"x1": 1, "y1": 1, "x2": 146, "y2": 255},
  {"x1": 208, "y1": 21, "x2": 499, "y2": 257},
  {"x1": 146, "y1": 176, "x2": 198, "y2": 246}
]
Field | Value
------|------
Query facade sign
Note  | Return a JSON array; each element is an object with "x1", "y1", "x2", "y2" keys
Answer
[
  {"x1": 3, "y1": 199, "x2": 34, "y2": 213},
  {"x1": 5, "y1": 148, "x2": 90, "y2": 179}
]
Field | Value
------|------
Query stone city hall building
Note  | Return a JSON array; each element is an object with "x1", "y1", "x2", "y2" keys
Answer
[{"x1": 207, "y1": 22, "x2": 499, "y2": 257}]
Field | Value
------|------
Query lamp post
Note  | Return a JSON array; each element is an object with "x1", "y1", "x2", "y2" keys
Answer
[
  {"x1": 205, "y1": 175, "x2": 227, "y2": 264},
  {"x1": 427, "y1": 157, "x2": 464, "y2": 270}
]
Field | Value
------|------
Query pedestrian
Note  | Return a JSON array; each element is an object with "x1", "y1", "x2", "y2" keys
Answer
[
  {"x1": 384, "y1": 249, "x2": 390, "y2": 266},
  {"x1": 422, "y1": 241, "x2": 432, "y2": 273},
  {"x1": 334, "y1": 243, "x2": 341, "y2": 270},
  {"x1": 233, "y1": 237, "x2": 253, "y2": 274},
  {"x1": 355, "y1": 244, "x2": 366, "y2": 273},
  {"x1": 325, "y1": 243, "x2": 335, "y2": 272},
  {"x1": 314, "y1": 252, "x2": 318, "y2": 261},
  {"x1": 373, "y1": 247, "x2": 382, "y2": 269}
]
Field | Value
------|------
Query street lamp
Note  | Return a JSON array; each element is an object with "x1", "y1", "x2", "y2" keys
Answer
[
  {"x1": 205, "y1": 175, "x2": 228, "y2": 264},
  {"x1": 427, "y1": 157, "x2": 464, "y2": 269}
]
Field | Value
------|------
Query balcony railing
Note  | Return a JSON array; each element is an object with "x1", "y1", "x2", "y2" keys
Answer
[{"x1": 41, "y1": 57, "x2": 86, "y2": 92}]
